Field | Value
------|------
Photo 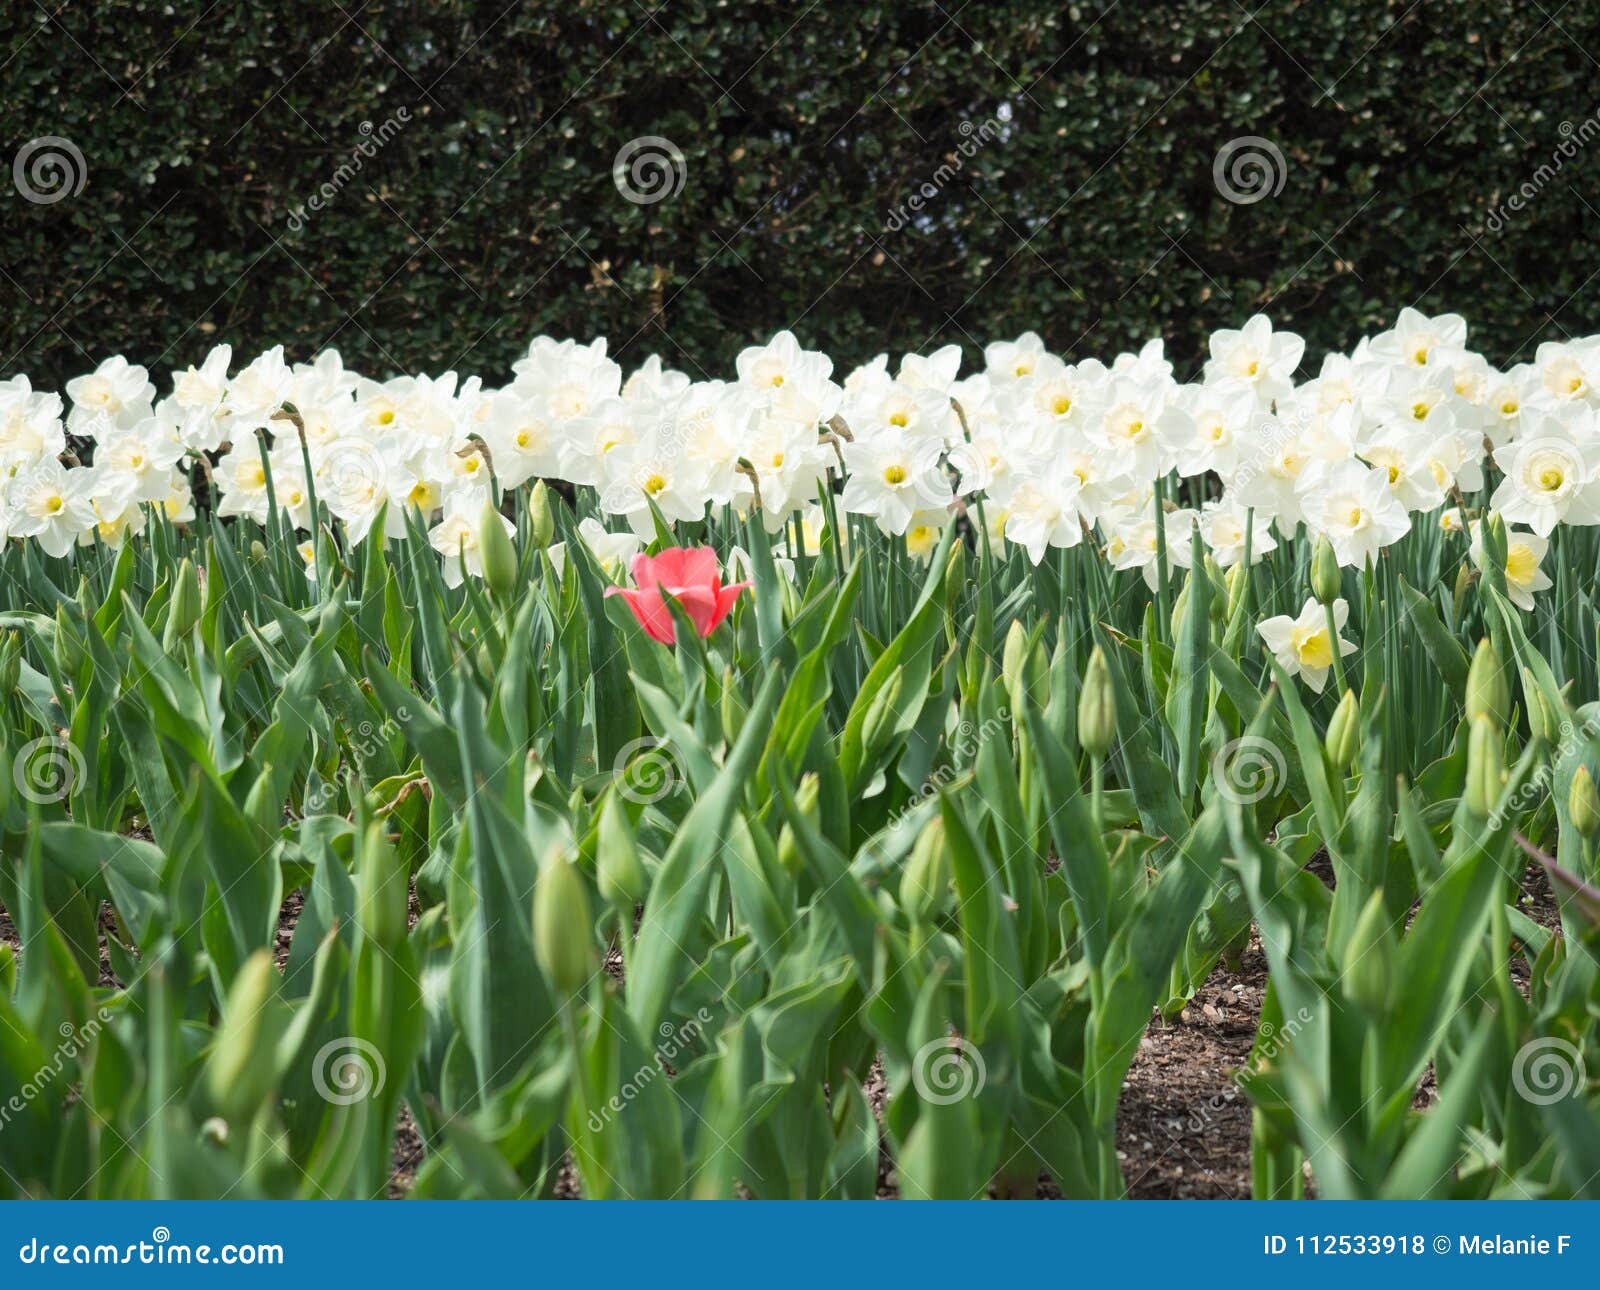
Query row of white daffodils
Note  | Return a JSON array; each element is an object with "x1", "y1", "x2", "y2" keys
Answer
[{"x1": 2, "y1": 311, "x2": 1596, "y2": 617}]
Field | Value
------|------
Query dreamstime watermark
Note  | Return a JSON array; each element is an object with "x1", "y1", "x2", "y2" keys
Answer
[
  {"x1": 613, "y1": 136, "x2": 685, "y2": 205},
  {"x1": 1510, "y1": 1035, "x2": 1586, "y2": 1106},
  {"x1": 17, "y1": 1227, "x2": 283, "y2": 1267},
  {"x1": 286, "y1": 109, "x2": 412, "y2": 232},
  {"x1": 0, "y1": 1008, "x2": 114, "y2": 1133},
  {"x1": 1212, "y1": 735, "x2": 1288, "y2": 805},
  {"x1": 1485, "y1": 113, "x2": 1600, "y2": 234},
  {"x1": 310, "y1": 1036, "x2": 386, "y2": 1105},
  {"x1": 585, "y1": 1007, "x2": 715, "y2": 1131},
  {"x1": 884, "y1": 117, "x2": 1005, "y2": 232},
  {"x1": 890, "y1": 708, "x2": 1010, "y2": 831},
  {"x1": 1213, "y1": 136, "x2": 1286, "y2": 205},
  {"x1": 1487, "y1": 713, "x2": 1599, "y2": 830},
  {"x1": 1176, "y1": 1005, "x2": 1313, "y2": 1136},
  {"x1": 302, "y1": 710, "x2": 409, "y2": 813},
  {"x1": 12, "y1": 136, "x2": 86, "y2": 204},
  {"x1": 911, "y1": 1034, "x2": 986, "y2": 1105},
  {"x1": 12, "y1": 734, "x2": 85, "y2": 804}
]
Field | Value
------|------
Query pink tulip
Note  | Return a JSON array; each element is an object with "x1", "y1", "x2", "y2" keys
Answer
[{"x1": 604, "y1": 547, "x2": 749, "y2": 644}]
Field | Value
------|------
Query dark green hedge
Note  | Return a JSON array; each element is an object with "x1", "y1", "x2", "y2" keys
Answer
[{"x1": 3, "y1": 1, "x2": 1598, "y2": 388}]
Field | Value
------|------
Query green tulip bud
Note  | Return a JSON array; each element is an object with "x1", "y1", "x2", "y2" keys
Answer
[
  {"x1": 719, "y1": 666, "x2": 747, "y2": 746},
  {"x1": 1224, "y1": 561, "x2": 1248, "y2": 620},
  {"x1": 1465, "y1": 638, "x2": 1509, "y2": 728},
  {"x1": 861, "y1": 667, "x2": 903, "y2": 753},
  {"x1": 52, "y1": 604, "x2": 85, "y2": 680},
  {"x1": 163, "y1": 557, "x2": 203, "y2": 649},
  {"x1": 1310, "y1": 536, "x2": 1341, "y2": 605},
  {"x1": 1325, "y1": 689, "x2": 1360, "y2": 769},
  {"x1": 528, "y1": 481, "x2": 556, "y2": 550},
  {"x1": 478, "y1": 501, "x2": 518, "y2": 599},
  {"x1": 1001, "y1": 621, "x2": 1047, "y2": 713},
  {"x1": 206, "y1": 951, "x2": 282, "y2": 1120},
  {"x1": 1522, "y1": 667, "x2": 1559, "y2": 744},
  {"x1": 1453, "y1": 561, "x2": 1474, "y2": 617},
  {"x1": 1484, "y1": 511, "x2": 1509, "y2": 567},
  {"x1": 1204, "y1": 557, "x2": 1227, "y2": 623},
  {"x1": 1340, "y1": 892, "x2": 1396, "y2": 1017},
  {"x1": 1078, "y1": 646, "x2": 1117, "y2": 759},
  {"x1": 1570, "y1": 766, "x2": 1600, "y2": 838},
  {"x1": 356, "y1": 821, "x2": 410, "y2": 950},
  {"x1": 597, "y1": 792, "x2": 647, "y2": 907},
  {"x1": 0, "y1": 632, "x2": 19, "y2": 697},
  {"x1": 1002, "y1": 620, "x2": 1028, "y2": 698},
  {"x1": 777, "y1": 773, "x2": 820, "y2": 876},
  {"x1": 1464, "y1": 716, "x2": 1502, "y2": 818},
  {"x1": 900, "y1": 816, "x2": 949, "y2": 922},
  {"x1": 533, "y1": 851, "x2": 595, "y2": 998}
]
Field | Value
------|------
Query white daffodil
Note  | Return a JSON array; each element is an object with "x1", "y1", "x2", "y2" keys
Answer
[
  {"x1": 1200, "y1": 498, "x2": 1276, "y2": 568},
  {"x1": 1256, "y1": 597, "x2": 1357, "y2": 693},
  {"x1": 1297, "y1": 459, "x2": 1411, "y2": 568},
  {"x1": 7, "y1": 459, "x2": 98, "y2": 557},
  {"x1": 1203, "y1": 313, "x2": 1304, "y2": 405},
  {"x1": 1490, "y1": 415, "x2": 1600, "y2": 535},
  {"x1": 1468, "y1": 521, "x2": 1553, "y2": 611}
]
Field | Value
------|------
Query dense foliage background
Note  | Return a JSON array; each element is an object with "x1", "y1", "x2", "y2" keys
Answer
[{"x1": 3, "y1": 0, "x2": 1598, "y2": 388}]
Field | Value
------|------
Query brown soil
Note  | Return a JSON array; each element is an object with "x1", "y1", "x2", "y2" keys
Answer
[{"x1": 1116, "y1": 937, "x2": 1266, "y2": 1199}]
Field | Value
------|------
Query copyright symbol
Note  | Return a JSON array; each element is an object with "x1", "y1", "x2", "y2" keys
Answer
[{"x1": 1433, "y1": 1235, "x2": 1452, "y2": 1254}]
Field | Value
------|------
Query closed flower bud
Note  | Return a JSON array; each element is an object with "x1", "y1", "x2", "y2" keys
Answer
[
  {"x1": 900, "y1": 816, "x2": 949, "y2": 922},
  {"x1": 719, "y1": 666, "x2": 747, "y2": 746},
  {"x1": 1002, "y1": 621, "x2": 1047, "y2": 713},
  {"x1": 1002, "y1": 620, "x2": 1028, "y2": 700},
  {"x1": 1225, "y1": 561, "x2": 1248, "y2": 619},
  {"x1": 52, "y1": 605, "x2": 85, "y2": 679},
  {"x1": 1453, "y1": 561, "x2": 1474, "y2": 616},
  {"x1": 1310, "y1": 536, "x2": 1341, "y2": 605},
  {"x1": 528, "y1": 481, "x2": 556, "y2": 550},
  {"x1": 777, "y1": 773, "x2": 820, "y2": 876},
  {"x1": 1464, "y1": 716, "x2": 1502, "y2": 818},
  {"x1": 1078, "y1": 645, "x2": 1117, "y2": 759},
  {"x1": 1465, "y1": 638, "x2": 1508, "y2": 728},
  {"x1": 0, "y1": 632, "x2": 19, "y2": 696},
  {"x1": 533, "y1": 851, "x2": 595, "y2": 998},
  {"x1": 206, "y1": 951, "x2": 281, "y2": 1120},
  {"x1": 1340, "y1": 892, "x2": 1396, "y2": 1017},
  {"x1": 478, "y1": 500, "x2": 518, "y2": 599},
  {"x1": 1325, "y1": 689, "x2": 1360, "y2": 768},
  {"x1": 861, "y1": 667, "x2": 903, "y2": 753},
  {"x1": 1484, "y1": 511, "x2": 1509, "y2": 567},
  {"x1": 164, "y1": 557, "x2": 202, "y2": 648},
  {"x1": 1570, "y1": 766, "x2": 1600, "y2": 838},
  {"x1": 1523, "y1": 667, "x2": 1559, "y2": 744},
  {"x1": 597, "y1": 792, "x2": 647, "y2": 906},
  {"x1": 356, "y1": 821, "x2": 410, "y2": 950},
  {"x1": 942, "y1": 539, "x2": 965, "y2": 623},
  {"x1": 249, "y1": 539, "x2": 268, "y2": 564},
  {"x1": 1204, "y1": 557, "x2": 1226, "y2": 623}
]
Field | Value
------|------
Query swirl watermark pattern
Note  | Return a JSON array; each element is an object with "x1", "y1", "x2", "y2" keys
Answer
[
  {"x1": 1211, "y1": 735, "x2": 1287, "y2": 805},
  {"x1": 13, "y1": 136, "x2": 87, "y2": 204},
  {"x1": 13, "y1": 734, "x2": 86, "y2": 804},
  {"x1": 911, "y1": 1035, "x2": 986, "y2": 1105},
  {"x1": 613, "y1": 137, "x2": 686, "y2": 206},
  {"x1": 1213, "y1": 136, "x2": 1286, "y2": 206},
  {"x1": 612, "y1": 735, "x2": 683, "y2": 804},
  {"x1": 311, "y1": 1036, "x2": 387, "y2": 1105},
  {"x1": 1511, "y1": 1036, "x2": 1585, "y2": 1106}
]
